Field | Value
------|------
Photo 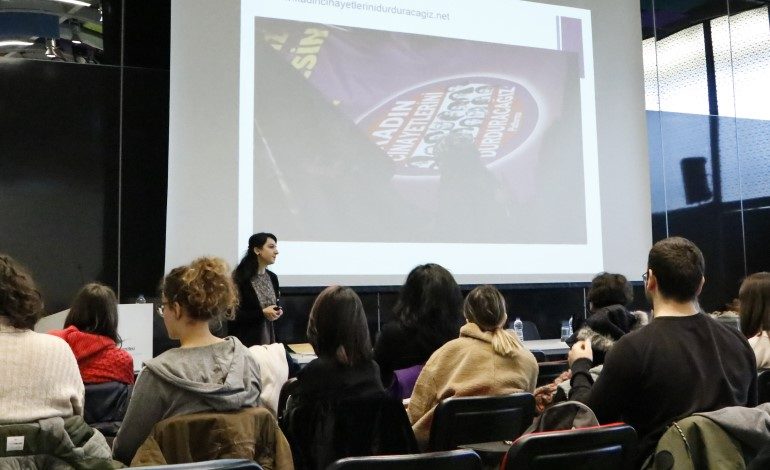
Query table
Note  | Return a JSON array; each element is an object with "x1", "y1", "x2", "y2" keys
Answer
[
  {"x1": 288, "y1": 338, "x2": 570, "y2": 365},
  {"x1": 522, "y1": 339, "x2": 569, "y2": 358}
]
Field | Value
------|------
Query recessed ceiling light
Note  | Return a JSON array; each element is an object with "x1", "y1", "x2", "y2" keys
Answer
[
  {"x1": 0, "y1": 40, "x2": 34, "y2": 47},
  {"x1": 45, "y1": 39, "x2": 57, "y2": 58},
  {"x1": 52, "y1": 0, "x2": 92, "y2": 7}
]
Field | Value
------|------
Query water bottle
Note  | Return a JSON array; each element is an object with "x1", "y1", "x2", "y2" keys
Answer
[
  {"x1": 513, "y1": 317, "x2": 524, "y2": 342},
  {"x1": 568, "y1": 317, "x2": 573, "y2": 336},
  {"x1": 561, "y1": 320, "x2": 571, "y2": 341},
  {"x1": 136, "y1": 294, "x2": 146, "y2": 304}
]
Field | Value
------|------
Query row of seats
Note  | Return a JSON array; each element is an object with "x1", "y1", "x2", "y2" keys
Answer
[{"x1": 131, "y1": 421, "x2": 637, "y2": 469}]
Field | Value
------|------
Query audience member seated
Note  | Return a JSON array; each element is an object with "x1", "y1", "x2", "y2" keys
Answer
[
  {"x1": 567, "y1": 237, "x2": 757, "y2": 466},
  {"x1": 534, "y1": 272, "x2": 647, "y2": 413},
  {"x1": 739, "y1": 272, "x2": 770, "y2": 369},
  {"x1": 408, "y1": 285, "x2": 538, "y2": 448},
  {"x1": 374, "y1": 263, "x2": 463, "y2": 387},
  {"x1": 49, "y1": 283, "x2": 134, "y2": 385},
  {"x1": 283, "y1": 286, "x2": 415, "y2": 469},
  {"x1": 710, "y1": 298, "x2": 741, "y2": 331},
  {"x1": 0, "y1": 254, "x2": 117, "y2": 467},
  {"x1": 0, "y1": 253, "x2": 84, "y2": 423},
  {"x1": 112, "y1": 257, "x2": 261, "y2": 465}
]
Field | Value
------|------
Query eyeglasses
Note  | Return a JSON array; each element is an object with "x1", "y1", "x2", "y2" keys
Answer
[
  {"x1": 642, "y1": 271, "x2": 649, "y2": 284},
  {"x1": 157, "y1": 302, "x2": 169, "y2": 317}
]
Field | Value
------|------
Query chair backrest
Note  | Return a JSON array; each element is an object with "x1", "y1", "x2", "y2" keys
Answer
[
  {"x1": 758, "y1": 369, "x2": 770, "y2": 404},
  {"x1": 523, "y1": 321, "x2": 541, "y2": 340},
  {"x1": 530, "y1": 350, "x2": 547, "y2": 363},
  {"x1": 328, "y1": 449, "x2": 482, "y2": 470},
  {"x1": 502, "y1": 423, "x2": 637, "y2": 470},
  {"x1": 131, "y1": 407, "x2": 292, "y2": 469},
  {"x1": 536, "y1": 361, "x2": 569, "y2": 387},
  {"x1": 84, "y1": 381, "x2": 132, "y2": 437},
  {"x1": 428, "y1": 393, "x2": 535, "y2": 451},
  {"x1": 277, "y1": 377, "x2": 298, "y2": 420},
  {"x1": 135, "y1": 459, "x2": 262, "y2": 469},
  {"x1": 387, "y1": 364, "x2": 424, "y2": 400}
]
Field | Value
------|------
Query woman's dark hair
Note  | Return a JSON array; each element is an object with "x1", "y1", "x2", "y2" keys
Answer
[
  {"x1": 65, "y1": 283, "x2": 121, "y2": 344},
  {"x1": 161, "y1": 257, "x2": 239, "y2": 322},
  {"x1": 587, "y1": 272, "x2": 633, "y2": 310},
  {"x1": 307, "y1": 286, "x2": 372, "y2": 366},
  {"x1": 739, "y1": 272, "x2": 770, "y2": 338},
  {"x1": 0, "y1": 254, "x2": 44, "y2": 330},
  {"x1": 393, "y1": 263, "x2": 462, "y2": 338},
  {"x1": 233, "y1": 232, "x2": 277, "y2": 284}
]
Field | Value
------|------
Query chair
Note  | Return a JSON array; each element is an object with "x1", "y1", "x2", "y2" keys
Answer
[
  {"x1": 530, "y1": 350, "x2": 547, "y2": 363},
  {"x1": 83, "y1": 381, "x2": 132, "y2": 438},
  {"x1": 523, "y1": 321, "x2": 541, "y2": 340},
  {"x1": 277, "y1": 377, "x2": 298, "y2": 420},
  {"x1": 758, "y1": 369, "x2": 770, "y2": 404},
  {"x1": 136, "y1": 459, "x2": 262, "y2": 469},
  {"x1": 328, "y1": 449, "x2": 483, "y2": 470},
  {"x1": 130, "y1": 407, "x2": 293, "y2": 468},
  {"x1": 536, "y1": 360, "x2": 569, "y2": 387},
  {"x1": 502, "y1": 423, "x2": 637, "y2": 470},
  {"x1": 428, "y1": 393, "x2": 535, "y2": 451}
]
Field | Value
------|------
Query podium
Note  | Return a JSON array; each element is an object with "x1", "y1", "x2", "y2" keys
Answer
[{"x1": 34, "y1": 303, "x2": 154, "y2": 374}]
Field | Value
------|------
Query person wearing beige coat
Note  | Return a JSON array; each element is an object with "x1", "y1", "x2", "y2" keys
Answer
[{"x1": 407, "y1": 285, "x2": 538, "y2": 448}]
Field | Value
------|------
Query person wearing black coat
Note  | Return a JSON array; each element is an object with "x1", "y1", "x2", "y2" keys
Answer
[{"x1": 229, "y1": 232, "x2": 282, "y2": 346}]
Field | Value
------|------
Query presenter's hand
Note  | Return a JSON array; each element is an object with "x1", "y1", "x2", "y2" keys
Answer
[
  {"x1": 263, "y1": 305, "x2": 283, "y2": 321},
  {"x1": 568, "y1": 339, "x2": 593, "y2": 366}
]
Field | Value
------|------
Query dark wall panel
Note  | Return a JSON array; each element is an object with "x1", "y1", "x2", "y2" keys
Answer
[
  {"x1": 0, "y1": 59, "x2": 121, "y2": 312},
  {"x1": 119, "y1": 66, "x2": 170, "y2": 302}
]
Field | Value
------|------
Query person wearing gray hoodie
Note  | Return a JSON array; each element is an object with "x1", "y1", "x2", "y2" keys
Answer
[{"x1": 112, "y1": 257, "x2": 261, "y2": 465}]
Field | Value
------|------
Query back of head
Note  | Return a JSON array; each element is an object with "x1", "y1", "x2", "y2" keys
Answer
[
  {"x1": 464, "y1": 285, "x2": 507, "y2": 331},
  {"x1": 161, "y1": 257, "x2": 239, "y2": 322},
  {"x1": 0, "y1": 254, "x2": 43, "y2": 330},
  {"x1": 307, "y1": 285, "x2": 372, "y2": 366},
  {"x1": 464, "y1": 285, "x2": 522, "y2": 356},
  {"x1": 393, "y1": 263, "x2": 462, "y2": 337},
  {"x1": 588, "y1": 272, "x2": 633, "y2": 310},
  {"x1": 739, "y1": 272, "x2": 770, "y2": 338},
  {"x1": 65, "y1": 283, "x2": 121, "y2": 343},
  {"x1": 647, "y1": 237, "x2": 705, "y2": 302}
]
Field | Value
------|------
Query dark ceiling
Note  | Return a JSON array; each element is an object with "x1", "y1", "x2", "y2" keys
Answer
[{"x1": 641, "y1": 0, "x2": 770, "y2": 39}]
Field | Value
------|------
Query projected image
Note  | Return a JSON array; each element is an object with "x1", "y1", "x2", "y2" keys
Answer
[{"x1": 253, "y1": 19, "x2": 587, "y2": 244}]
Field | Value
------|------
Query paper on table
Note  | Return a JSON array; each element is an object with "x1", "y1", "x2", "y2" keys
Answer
[{"x1": 288, "y1": 343, "x2": 316, "y2": 355}]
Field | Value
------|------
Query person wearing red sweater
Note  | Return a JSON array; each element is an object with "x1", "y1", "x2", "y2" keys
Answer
[{"x1": 49, "y1": 283, "x2": 134, "y2": 385}]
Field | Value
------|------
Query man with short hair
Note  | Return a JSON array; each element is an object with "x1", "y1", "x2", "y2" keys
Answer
[{"x1": 568, "y1": 236, "x2": 757, "y2": 465}]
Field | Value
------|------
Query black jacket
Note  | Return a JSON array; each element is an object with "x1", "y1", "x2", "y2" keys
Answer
[
  {"x1": 281, "y1": 357, "x2": 416, "y2": 469},
  {"x1": 228, "y1": 269, "x2": 279, "y2": 347}
]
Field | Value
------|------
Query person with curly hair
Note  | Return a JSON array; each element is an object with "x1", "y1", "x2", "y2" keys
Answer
[
  {"x1": 112, "y1": 257, "x2": 262, "y2": 465},
  {"x1": 0, "y1": 254, "x2": 85, "y2": 424}
]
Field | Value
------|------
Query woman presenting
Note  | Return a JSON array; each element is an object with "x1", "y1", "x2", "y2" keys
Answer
[{"x1": 229, "y1": 232, "x2": 282, "y2": 346}]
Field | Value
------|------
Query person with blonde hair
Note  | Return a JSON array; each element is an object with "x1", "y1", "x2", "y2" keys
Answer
[
  {"x1": 739, "y1": 272, "x2": 770, "y2": 369},
  {"x1": 407, "y1": 285, "x2": 538, "y2": 448},
  {"x1": 112, "y1": 257, "x2": 261, "y2": 465}
]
